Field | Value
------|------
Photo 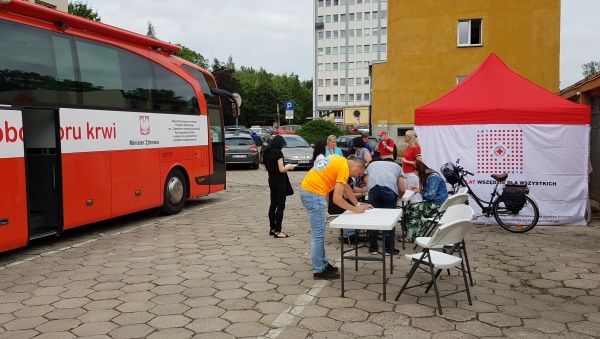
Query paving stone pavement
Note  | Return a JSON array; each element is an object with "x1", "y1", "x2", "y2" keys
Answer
[{"x1": 0, "y1": 166, "x2": 599, "y2": 338}]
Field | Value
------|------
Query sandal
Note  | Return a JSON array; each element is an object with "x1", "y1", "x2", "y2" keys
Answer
[{"x1": 272, "y1": 231, "x2": 290, "y2": 238}]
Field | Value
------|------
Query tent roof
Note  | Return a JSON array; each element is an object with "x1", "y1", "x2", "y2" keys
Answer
[{"x1": 415, "y1": 53, "x2": 591, "y2": 125}]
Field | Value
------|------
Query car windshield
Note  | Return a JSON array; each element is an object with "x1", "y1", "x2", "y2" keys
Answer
[
  {"x1": 225, "y1": 138, "x2": 254, "y2": 146},
  {"x1": 283, "y1": 137, "x2": 310, "y2": 148}
]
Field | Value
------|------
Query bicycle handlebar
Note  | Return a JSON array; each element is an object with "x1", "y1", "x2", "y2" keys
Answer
[{"x1": 454, "y1": 159, "x2": 474, "y2": 176}]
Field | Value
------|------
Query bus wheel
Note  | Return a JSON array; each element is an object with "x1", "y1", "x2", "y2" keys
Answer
[{"x1": 161, "y1": 168, "x2": 187, "y2": 215}]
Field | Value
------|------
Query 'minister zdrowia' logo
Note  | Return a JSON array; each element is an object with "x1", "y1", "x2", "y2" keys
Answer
[
  {"x1": 477, "y1": 129, "x2": 523, "y2": 174},
  {"x1": 140, "y1": 116, "x2": 150, "y2": 135}
]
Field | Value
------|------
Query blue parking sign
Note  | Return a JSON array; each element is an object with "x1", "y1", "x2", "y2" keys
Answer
[{"x1": 285, "y1": 101, "x2": 294, "y2": 110}]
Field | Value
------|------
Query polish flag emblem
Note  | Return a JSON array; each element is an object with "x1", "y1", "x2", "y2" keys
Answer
[{"x1": 140, "y1": 116, "x2": 150, "y2": 135}]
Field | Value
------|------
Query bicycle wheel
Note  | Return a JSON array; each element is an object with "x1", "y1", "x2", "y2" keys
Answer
[{"x1": 492, "y1": 195, "x2": 539, "y2": 233}]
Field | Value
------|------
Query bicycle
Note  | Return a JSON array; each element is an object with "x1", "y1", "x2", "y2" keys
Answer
[{"x1": 442, "y1": 159, "x2": 540, "y2": 233}]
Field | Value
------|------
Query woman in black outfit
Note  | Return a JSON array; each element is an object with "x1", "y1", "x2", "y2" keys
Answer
[{"x1": 263, "y1": 135, "x2": 294, "y2": 238}]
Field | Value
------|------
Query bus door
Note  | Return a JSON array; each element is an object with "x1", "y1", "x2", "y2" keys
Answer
[
  {"x1": 22, "y1": 108, "x2": 63, "y2": 239},
  {"x1": 207, "y1": 106, "x2": 226, "y2": 190},
  {"x1": 0, "y1": 107, "x2": 29, "y2": 251}
]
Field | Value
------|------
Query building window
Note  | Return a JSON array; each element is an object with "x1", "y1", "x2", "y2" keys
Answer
[
  {"x1": 318, "y1": 79, "x2": 323, "y2": 86},
  {"x1": 372, "y1": 11, "x2": 379, "y2": 19},
  {"x1": 341, "y1": 14, "x2": 347, "y2": 21},
  {"x1": 333, "y1": 63, "x2": 339, "y2": 70},
  {"x1": 372, "y1": 44, "x2": 379, "y2": 52},
  {"x1": 349, "y1": 94, "x2": 355, "y2": 101},
  {"x1": 317, "y1": 31, "x2": 323, "y2": 39},
  {"x1": 333, "y1": 30, "x2": 339, "y2": 38},
  {"x1": 381, "y1": 27, "x2": 387, "y2": 35},
  {"x1": 325, "y1": 63, "x2": 332, "y2": 71},
  {"x1": 380, "y1": 43, "x2": 387, "y2": 52},
  {"x1": 356, "y1": 76, "x2": 362, "y2": 84},
  {"x1": 364, "y1": 28, "x2": 370, "y2": 36},
  {"x1": 357, "y1": 0, "x2": 363, "y2": 3},
  {"x1": 349, "y1": 62, "x2": 354, "y2": 69},
  {"x1": 341, "y1": 46, "x2": 347, "y2": 54},
  {"x1": 317, "y1": 16, "x2": 324, "y2": 23},
  {"x1": 318, "y1": 63, "x2": 324, "y2": 71},
  {"x1": 356, "y1": 93, "x2": 362, "y2": 101},
  {"x1": 364, "y1": 77, "x2": 370, "y2": 84},
  {"x1": 349, "y1": 13, "x2": 355, "y2": 21},
  {"x1": 326, "y1": 79, "x2": 331, "y2": 86},
  {"x1": 326, "y1": 15, "x2": 332, "y2": 23},
  {"x1": 333, "y1": 94, "x2": 338, "y2": 102},
  {"x1": 333, "y1": 79, "x2": 338, "y2": 86},
  {"x1": 364, "y1": 12, "x2": 370, "y2": 20},
  {"x1": 458, "y1": 19, "x2": 482, "y2": 46},
  {"x1": 356, "y1": 29, "x2": 362, "y2": 37},
  {"x1": 318, "y1": 0, "x2": 324, "y2": 7},
  {"x1": 333, "y1": 47, "x2": 338, "y2": 54},
  {"x1": 318, "y1": 48, "x2": 324, "y2": 55},
  {"x1": 356, "y1": 45, "x2": 362, "y2": 53},
  {"x1": 372, "y1": 28, "x2": 379, "y2": 36},
  {"x1": 364, "y1": 93, "x2": 370, "y2": 101},
  {"x1": 326, "y1": 0, "x2": 331, "y2": 5},
  {"x1": 341, "y1": 30, "x2": 347, "y2": 38},
  {"x1": 340, "y1": 62, "x2": 347, "y2": 70},
  {"x1": 356, "y1": 62, "x2": 362, "y2": 69},
  {"x1": 334, "y1": 0, "x2": 339, "y2": 4},
  {"x1": 340, "y1": 94, "x2": 346, "y2": 101},
  {"x1": 382, "y1": 10, "x2": 387, "y2": 19},
  {"x1": 348, "y1": 78, "x2": 355, "y2": 85},
  {"x1": 333, "y1": 14, "x2": 339, "y2": 22},
  {"x1": 318, "y1": 95, "x2": 323, "y2": 102},
  {"x1": 340, "y1": 78, "x2": 346, "y2": 85},
  {"x1": 357, "y1": 12, "x2": 362, "y2": 20},
  {"x1": 348, "y1": 46, "x2": 354, "y2": 54},
  {"x1": 457, "y1": 75, "x2": 467, "y2": 84},
  {"x1": 364, "y1": 45, "x2": 370, "y2": 52},
  {"x1": 325, "y1": 47, "x2": 331, "y2": 55},
  {"x1": 326, "y1": 95, "x2": 331, "y2": 102},
  {"x1": 326, "y1": 31, "x2": 331, "y2": 38}
]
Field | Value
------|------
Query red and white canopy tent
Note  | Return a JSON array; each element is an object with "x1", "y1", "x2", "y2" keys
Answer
[{"x1": 415, "y1": 53, "x2": 591, "y2": 225}]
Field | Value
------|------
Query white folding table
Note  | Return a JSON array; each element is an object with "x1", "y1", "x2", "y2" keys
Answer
[{"x1": 329, "y1": 208, "x2": 403, "y2": 301}]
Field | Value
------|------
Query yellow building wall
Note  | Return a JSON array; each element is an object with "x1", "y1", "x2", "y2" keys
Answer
[
  {"x1": 343, "y1": 106, "x2": 370, "y2": 126},
  {"x1": 372, "y1": 0, "x2": 560, "y2": 126}
]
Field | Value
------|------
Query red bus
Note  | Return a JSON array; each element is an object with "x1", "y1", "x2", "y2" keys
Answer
[{"x1": 0, "y1": 1, "x2": 237, "y2": 252}]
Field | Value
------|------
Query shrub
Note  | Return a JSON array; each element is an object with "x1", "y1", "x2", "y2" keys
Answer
[{"x1": 296, "y1": 120, "x2": 342, "y2": 145}]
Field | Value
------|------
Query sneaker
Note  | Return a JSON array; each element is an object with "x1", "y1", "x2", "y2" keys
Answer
[
  {"x1": 325, "y1": 263, "x2": 339, "y2": 273},
  {"x1": 385, "y1": 249, "x2": 400, "y2": 255},
  {"x1": 313, "y1": 270, "x2": 340, "y2": 280},
  {"x1": 369, "y1": 249, "x2": 379, "y2": 255}
]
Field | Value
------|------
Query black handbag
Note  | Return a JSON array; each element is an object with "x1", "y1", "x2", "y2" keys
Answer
[{"x1": 285, "y1": 174, "x2": 294, "y2": 196}]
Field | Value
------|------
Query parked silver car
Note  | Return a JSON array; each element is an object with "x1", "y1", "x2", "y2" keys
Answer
[
  {"x1": 280, "y1": 135, "x2": 314, "y2": 169},
  {"x1": 225, "y1": 133, "x2": 260, "y2": 169}
]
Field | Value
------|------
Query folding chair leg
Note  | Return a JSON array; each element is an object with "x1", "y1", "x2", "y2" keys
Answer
[
  {"x1": 460, "y1": 258, "x2": 472, "y2": 305},
  {"x1": 394, "y1": 253, "x2": 425, "y2": 301},
  {"x1": 461, "y1": 240, "x2": 473, "y2": 287},
  {"x1": 427, "y1": 259, "x2": 443, "y2": 315}
]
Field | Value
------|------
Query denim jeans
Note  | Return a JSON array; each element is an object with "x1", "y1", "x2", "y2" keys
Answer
[
  {"x1": 367, "y1": 185, "x2": 398, "y2": 253},
  {"x1": 300, "y1": 189, "x2": 328, "y2": 273}
]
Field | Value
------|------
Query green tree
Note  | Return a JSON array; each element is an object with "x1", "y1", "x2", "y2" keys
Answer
[
  {"x1": 296, "y1": 120, "x2": 341, "y2": 145},
  {"x1": 582, "y1": 61, "x2": 600, "y2": 78},
  {"x1": 211, "y1": 60, "x2": 243, "y2": 126},
  {"x1": 146, "y1": 21, "x2": 157, "y2": 38},
  {"x1": 175, "y1": 45, "x2": 208, "y2": 69},
  {"x1": 68, "y1": 1, "x2": 101, "y2": 21}
]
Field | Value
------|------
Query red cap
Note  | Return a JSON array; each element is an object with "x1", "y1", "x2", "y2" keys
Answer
[{"x1": 378, "y1": 130, "x2": 387, "y2": 136}]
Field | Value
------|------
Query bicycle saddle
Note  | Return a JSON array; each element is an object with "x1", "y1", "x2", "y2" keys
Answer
[{"x1": 491, "y1": 173, "x2": 508, "y2": 182}]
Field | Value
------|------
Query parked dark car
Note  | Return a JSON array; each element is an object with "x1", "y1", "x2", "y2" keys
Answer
[
  {"x1": 337, "y1": 135, "x2": 379, "y2": 157},
  {"x1": 225, "y1": 133, "x2": 260, "y2": 169}
]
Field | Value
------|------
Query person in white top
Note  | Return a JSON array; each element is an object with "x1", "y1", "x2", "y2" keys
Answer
[{"x1": 312, "y1": 140, "x2": 327, "y2": 165}]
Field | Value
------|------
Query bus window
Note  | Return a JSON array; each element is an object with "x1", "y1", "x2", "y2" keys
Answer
[
  {"x1": 0, "y1": 20, "x2": 77, "y2": 105},
  {"x1": 152, "y1": 64, "x2": 198, "y2": 114}
]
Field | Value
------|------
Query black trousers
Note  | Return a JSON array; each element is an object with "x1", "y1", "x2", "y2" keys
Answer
[{"x1": 268, "y1": 177, "x2": 287, "y2": 232}]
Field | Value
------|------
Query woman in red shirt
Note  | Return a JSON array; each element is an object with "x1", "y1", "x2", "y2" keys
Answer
[{"x1": 401, "y1": 130, "x2": 422, "y2": 202}]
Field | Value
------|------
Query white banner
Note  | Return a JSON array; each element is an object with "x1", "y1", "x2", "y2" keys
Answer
[
  {"x1": 0, "y1": 109, "x2": 24, "y2": 159},
  {"x1": 416, "y1": 124, "x2": 590, "y2": 225},
  {"x1": 60, "y1": 108, "x2": 208, "y2": 154}
]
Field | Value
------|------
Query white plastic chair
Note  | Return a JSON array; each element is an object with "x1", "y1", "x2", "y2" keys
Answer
[
  {"x1": 421, "y1": 192, "x2": 469, "y2": 238},
  {"x1": 416, "y1": 204, "x2": 475, "y2": 286},
  {"x1": 395, "y1": 219, "x2": 473, "y2": 315}
]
